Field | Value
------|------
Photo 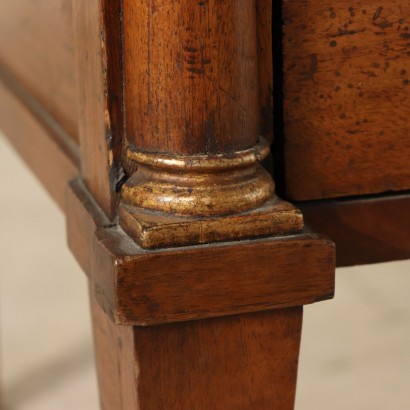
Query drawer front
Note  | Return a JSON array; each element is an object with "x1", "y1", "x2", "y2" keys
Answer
[
  {"x1": 0, "y1": 0, "x2": 79, "y2": 141},
  {"x1": 282, "y1": 1, "x2": 410, "y2": 200}
]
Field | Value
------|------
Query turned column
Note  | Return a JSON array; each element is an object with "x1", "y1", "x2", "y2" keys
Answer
[
  {"x1": 125, "y1": 0, "x2": 259, "y2": 155},
  {"x1": 120, "y1": 0, "x2": 302, "y2": 248}
]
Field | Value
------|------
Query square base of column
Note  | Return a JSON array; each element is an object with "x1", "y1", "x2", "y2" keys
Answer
[{"x1": 119, "y1": 198, "x2": 304, "y2": 249}]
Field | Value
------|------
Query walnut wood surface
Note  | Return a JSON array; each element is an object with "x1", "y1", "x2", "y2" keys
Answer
[
  {"x1": 257, "y1": 0, "x2": 274, "y2": 143},
  {"x1": 67, "y1": 179, "x2": 334, "y2": 326},
  {"x1": 123, "y1": 0, "x2": 260, "y2": 155},
  {"x1": 73, "y1": 0, "x2": 125, "y2": 219},
  {"x1": 91, "y1": 292, "x2": 302, "y2": 410},
  {"x1": 0, "y1": 3, "x2": 340, "y2": 409},
  {"x1": 281, "y1": 1, "x2": 410, "y2": 200},
  {"x1": 300, "y1": 192, "x2": 410, "y2": 267},
  {"x1": 90, "y1": 287, "x2": 138, "y2": 410},
  {"x1": 0, "y1": 0, "x2": 79, "y2": 142},
  {"x1": 0, "y1": 69, "x2": 79, "y2": 211},
  {"x1": 99, "y1": 228, "x2": 334, "y2": 325}
]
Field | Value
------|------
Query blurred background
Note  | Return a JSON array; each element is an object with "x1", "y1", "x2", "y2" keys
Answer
[{"x1": 1, "y1": 133, "x2": 409, "y2": 410}]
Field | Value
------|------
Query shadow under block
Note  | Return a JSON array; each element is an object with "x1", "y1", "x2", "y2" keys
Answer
[
  {"x1": 67, "y1": 178, "x2": 335, "y2": 326},
  {"x1": 91, "y1": 292, "x2": 303, "y2": 410},
  {"x1": 299, "y1": 192, "x2": 410, "y2": 267}
]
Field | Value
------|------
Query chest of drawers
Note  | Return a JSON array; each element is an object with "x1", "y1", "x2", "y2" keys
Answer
[{"x1": 0, "y1": 1, "x2": 408, "y2": 408}]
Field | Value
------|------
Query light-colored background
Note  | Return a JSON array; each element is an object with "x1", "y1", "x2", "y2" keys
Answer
[{"x1": 1, "y1": 134, "x2": 409, "y2": 410}]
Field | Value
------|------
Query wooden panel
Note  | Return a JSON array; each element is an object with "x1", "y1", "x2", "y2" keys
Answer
[
  {"x1": 73, "y1": 0, "x2": 125, "y2": 219},
  {"x1": 0, "y1": 0, "x2": 79, "y2": 141},
  {"x1": 281, "y1": 1, "x2": 410, "y2": 200},
  {"x1": 257, "y1": 0, "x2": 274, "y2": 143},
  {"x1": 66, "y1": 179, "x2": 109, "y2": 275},
  {"x1": 0, "y1": 69, "x2": 79, "y2": 211},
  {"x1": 299, "y1": 192, "x2": 410, "y2": 267}
]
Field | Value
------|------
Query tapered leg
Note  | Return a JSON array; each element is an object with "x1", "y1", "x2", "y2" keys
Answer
[
  {"x1": 90, "y1": 287, "x2": 302, "y2": 410},
  {"x1": 90, "y1": 286, "x2": 138, "y2": 409}
]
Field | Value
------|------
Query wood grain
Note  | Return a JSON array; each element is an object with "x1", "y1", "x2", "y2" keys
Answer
[
  {"x1": 66, "y1": 179, "x2": 109, "y2": 275},
  {"x1": 97, "y1": 227, "x2": 334, "y2": 325},
  {"x1": 134, "y1": 308, "x2": 302, "y2": 410},
  {"x1": 123, "y1": 0, "x2": 260, "y2": 155},
  {"x1": 90, "y1": 287, "x2": 138, "y2": 410},
  {"x1": 0, "y1": 0, "x2": 79, "y2": 141},
  {"x1": 91, "y1": 293, "x2": 302, "y2": 410},
  {"x1": 257, "y1": 0, "x2": 274, "y2": 142},
  {"x1": 73, "y1": 0, "x2": 124, "y2": 219},
  {"x1": 67, "y1": 177, "x2": 334, "y2": 326},
  {"x1": 281, "y1": 1, "x2": 410, "y2": 200},
  {"x1": 300, "y1": 192, "x2": 410, "y2": 267}
]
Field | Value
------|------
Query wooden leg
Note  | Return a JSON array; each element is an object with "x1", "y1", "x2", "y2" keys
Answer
[
  {"x1": 90, "y1": 286, "x2": 138, "y2": 409},
  {"x1": 90, "y1": 287, "x2": 302, "y2": 410}
]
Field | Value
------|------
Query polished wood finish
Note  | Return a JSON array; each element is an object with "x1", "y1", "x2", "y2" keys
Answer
[
  {"x1": 66, "y1": 180, "x2": 109, "y2": 276},
  {"x1": 0, "y1": 1, "x2": 340, "y2": 408},
  {"x1": 281, "y1": 1, "x2": 410, "y2": 200},
  {"x1": 123, "y1": 0, "x2": 259, "y2": 155},
  {"x1": 67, "y1": 5, "x2": 334, "y2": 404},
  {"x1": 0, "y1": 0, "x2": 79, "y2": 141},
  {"x1": 68, "y1": 178, "x2": 334, "y2": 326},
  {"x1": 257, "y1": 0, "x2": 273, "y2": 143},
  {"x1": 101, "y1": 229, "x2": 333, "y2": 325},
  {"x1": 73, "y1": 0, "x2": 125, "y2": 219},
  {"x1": 90, "y1": 289, "x2": 138, "y2": 409},
  {"x1": 2, "y1": 0, "x2": 410, "y2": 406},
  {"x1": 300, "y1": 192, "x2": 410, "y2": 267},
  {"x1": 91, "y1": 293, "x2": 302, "y2": 410}
]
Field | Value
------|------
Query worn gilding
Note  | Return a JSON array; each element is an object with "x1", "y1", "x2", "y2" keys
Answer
[
  {"x1": 120, "y1": 138, "x2": 303, "y2": 248},
  {"x1": 123, "y1": 138, "x2": 274, "y2": 217}
]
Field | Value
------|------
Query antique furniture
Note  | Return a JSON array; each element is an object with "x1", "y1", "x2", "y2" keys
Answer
[{"x1": 0, "y1": 1, "x2": 408, "y2": 408}]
